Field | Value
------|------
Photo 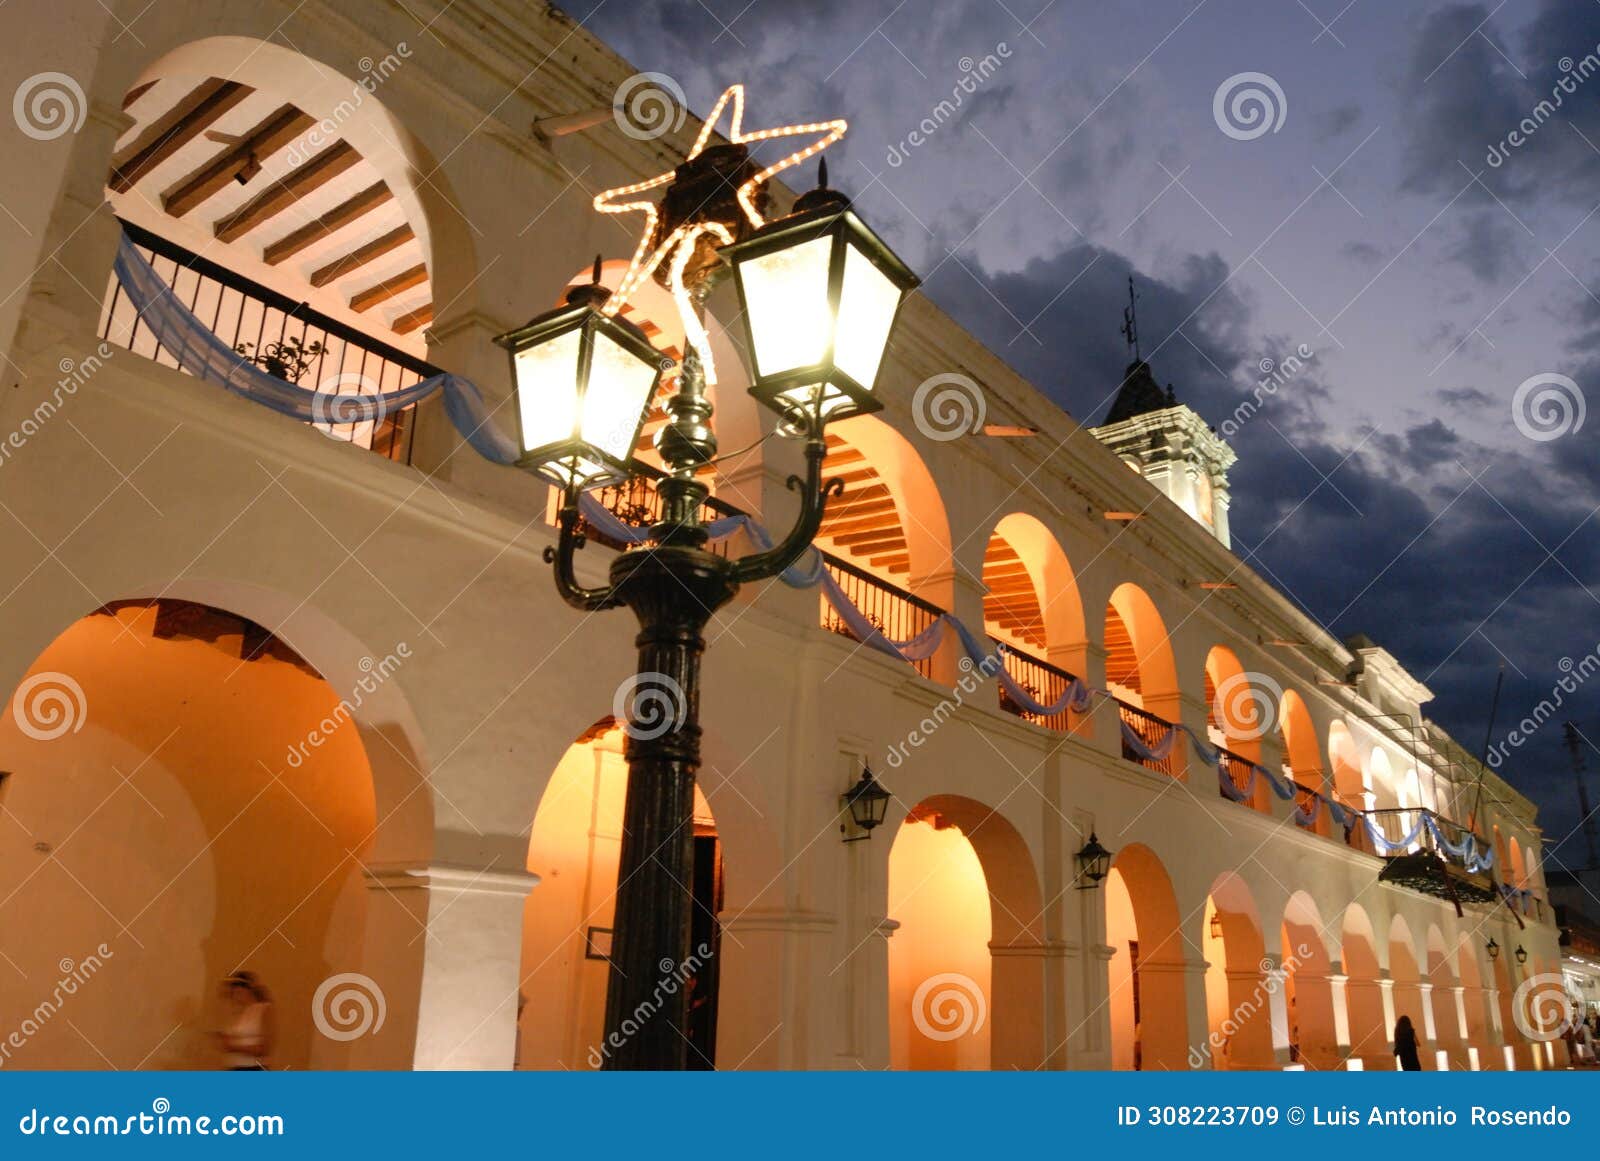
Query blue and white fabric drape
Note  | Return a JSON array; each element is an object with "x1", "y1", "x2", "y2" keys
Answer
[{"x1": 113, "y1": 231, "x2": 523, "y2": 466}]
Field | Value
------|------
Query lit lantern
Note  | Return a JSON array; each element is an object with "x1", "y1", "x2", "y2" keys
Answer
[
  {"x1": 840, "y1": 763, "x2": 892, "y2": 841},
  {"x1": 724, "y1": 173, "x2": 918, "y2": 428},
  {"x1": 1486, "y1": 937, "x2": 1500, "y2": 961},
  {"x1": 495, "y1": 264, "x2": 667, "y2": 492},
  {"x1": 1515, "y1": 944, "x2": 1528, "y2": 965},
  {"x1": 1075, "y1": 832, "x2": 1113, "y2": 889}
]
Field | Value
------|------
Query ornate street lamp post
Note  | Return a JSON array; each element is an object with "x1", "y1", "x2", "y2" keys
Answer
[{"x1": 497, "y1": 85, "x2": 917, "y2": 1070}]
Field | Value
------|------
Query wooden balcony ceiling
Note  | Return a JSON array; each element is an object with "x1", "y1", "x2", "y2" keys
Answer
[
  {"x1": 107, "y1": 75, "x2": 433, "y2": 338},
  {"x1": 982, "y1": 536, "x2": 1046, "y2": 651},
  {"x1": 815, "y1": 434, "x2": 911, "y2": 577},
  {"x1": 1104, "y1": 605, "x2": 1142, "y2": 695}
]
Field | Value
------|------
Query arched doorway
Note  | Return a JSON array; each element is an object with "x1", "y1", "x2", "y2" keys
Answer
[
  {"x1": 887, "y1": 794, "x2": 1044, "y2": 1070},
  {"x1": 1200, "y1": 873, "x2": 1274, "y2": 1068},
  {"x1": 1426, "y1": 925, "x2": 1462, "y2": 1069},
  {"x1": 1341, "y1": 904, "x2": 1386, "y2": 1068},
  {"x1": 1457, "y1": 940, "x2": 1492, "y2": 1070},
  {"x1": 519, "y1": 720, "x2": 724, "y2": 1070},
  {"x1": 1388, "y1": 915, "x2": 1426, "y2": 1068},
  {"x1": 1282, "y1": 892, "x2": 1339, "y2": 1069},
  {"x1": 1105, "y1": 584, "x2": 1180, "y2": 776},
  {"x1": 0, "y1": 599, "x2": 389, "y2": 1069},
  {"x1": 980, "y1": 513, "x2": 1087, "y2": 731},
  {"x1": 1104, "y1": 843, "x2": 1187, "y2": 1069},
  {"x1": 1278, "y1": 691, "x2": 1326, "y2": 834},
  {"x1": 1203, "y1": 646, "x2": 1268, "y2": 811}
]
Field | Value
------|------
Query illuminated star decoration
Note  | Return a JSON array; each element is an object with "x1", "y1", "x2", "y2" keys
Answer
[{"x1": 594, "y1": 83, "x2": 847, "y2": 385}]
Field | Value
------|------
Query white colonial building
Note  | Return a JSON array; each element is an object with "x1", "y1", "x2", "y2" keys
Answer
[{"x1": 0, "y1": 0, "x2": 1564, "y2": 1071}]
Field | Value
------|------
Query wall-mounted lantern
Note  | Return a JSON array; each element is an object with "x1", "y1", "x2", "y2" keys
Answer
[
  {"x1": 1075, "y1": 832, "x2": 1113, "y2": 889},
  {"x1": 1515, "y1": 944, "x2": 1528, "y2": 966},
  {"x1": 840, "y1": 764, "x2": 891, "y2": 842},
  {"x1": 1486, "y1": 937, "x2": 1500, "y2": 961}
]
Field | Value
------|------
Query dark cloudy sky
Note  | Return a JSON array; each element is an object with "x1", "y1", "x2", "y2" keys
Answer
[{"x1": 570, "y1": 0, "x2": 1600, "y2": 865}]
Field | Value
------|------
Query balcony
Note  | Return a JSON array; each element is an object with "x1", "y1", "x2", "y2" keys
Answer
[
  {"x1": 820, "y1": 553, "x2": 941, "y2": 680},
  {"x1": 102, "y1": 221, "x2": 426, "y2": 462},
  {"x1": 1363, "y1": 807, "x2": 1500, "y2": 906},
  {"x1": 994, "y1": 644, "x2": 1079, "y2": 732},
  {"x1": 1116, "y1": 699, "x2": 1179, "y2": 776}
]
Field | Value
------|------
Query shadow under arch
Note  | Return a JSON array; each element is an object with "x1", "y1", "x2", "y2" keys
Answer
[
  {"x1": 1104, "y1": 842, "x2": 1188, "y2": 1070},
  {"x1": 886, "y1": 793, "x2": 1044, "y2": 1070}
]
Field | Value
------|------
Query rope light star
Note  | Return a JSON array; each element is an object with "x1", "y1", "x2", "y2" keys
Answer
[{"x1": 594, "y1": 83, "x2": 847, "y2": 384}]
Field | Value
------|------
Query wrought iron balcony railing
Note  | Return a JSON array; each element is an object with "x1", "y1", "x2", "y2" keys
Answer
[
  {"x1": 820, "y1": 553, "x2": 941, "y2": 680},
  {"x1": 1116, "y1": 698, "x2": 1179, "y2": 776},
  {"x1": 101, "y1": 219, "x2": 426, "y2": 462},
  {"x1": 994, "y1": 642, "x2": 1078, "y2": 732},
  {"x1": 1215, "y1": 743, "x2": 1261, "y2": 807}
]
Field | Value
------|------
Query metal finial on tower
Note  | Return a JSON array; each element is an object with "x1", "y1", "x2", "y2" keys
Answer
[{"x1": 1121, "y1": 274, "x2": 1141, "y2": 361}]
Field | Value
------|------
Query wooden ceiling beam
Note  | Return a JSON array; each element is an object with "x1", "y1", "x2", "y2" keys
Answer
[
  {"x1": 349, "y1": 263, "x2": 428, "y2": 313},
  {"x1": 392, "y1": 303, "x2": 433, "y2": 335},
  {"x1": 263, "y1": 182, "x2": 392, "y2": 265},
  {"x1": 308, "y1": 224, "x2": 415, "y2": 288},
  {"x1": 213, "y1": 141, "x2": 361, "y2": 242},
  {"x1": 110, "y1": 78, "x2": 255, "y2": 193},
  {"x1": 161, "y1": 105, "x2": 313, "y2": 218}
]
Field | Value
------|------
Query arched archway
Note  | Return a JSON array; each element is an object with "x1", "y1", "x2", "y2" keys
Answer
[
  {"x1": 1278, "y1": 690, "x2": 1327, "y2": 835},
  {"x1": 101, "y1": 35, "x2": 476, "y2": 454},
  {"x1": 814, "y1": 415, "x2": 954, "y2": 676},
  {"x1": 1105, "y1": 583, "x2": 1180, "y2": 776},
  {"x1": 887, "y1": 794, "x2": 1044, "y2": 1070},
  {"x1": 519, "y1": 719, "x2": 725, "y2": 1070},
  {"x1": 0, "y1": 598, "x2": 407, "y2": 1069},
  {"x1": 1203, "y1": 646, "x2": 1268, "y2": 811},
  {"x1": 1341, "y1": 904, "x2": 1386, "y2": 1068},
  {"x1": 981, "y1": 513, "x2": 1087, "y2": 730},
  {"x1": 1104, "y1": 843, "x2": 1188, "y2": 1069},
  {"x1": 1388, "y1": 915, "x2": 1425, "y2": 1068},
  {"x1": 1282, "y1": 892, "x2": 1339, "y2": 1069},
  {"x1": 1457, "y1": 940, "x2": 1493, "y2": 1070},
  {"x1": 1425, "y1": 925, "x2": 1462, "y2": 1069},
  {"x1": 1200, "y1": 873, "x2": 1274, "y2": 1068}
]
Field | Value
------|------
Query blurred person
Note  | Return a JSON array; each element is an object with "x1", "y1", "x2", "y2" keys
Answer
[{"x1": 217, "y1": 971, "x2": 274, "y2": 1070}]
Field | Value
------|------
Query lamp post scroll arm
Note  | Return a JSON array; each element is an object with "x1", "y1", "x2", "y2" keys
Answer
[
  {"x1": 728, "y1": 426, "x2": 840, "y2": 585},
  {"x1": 546, "y1": 499, "x2": 624, "y2": 611}
]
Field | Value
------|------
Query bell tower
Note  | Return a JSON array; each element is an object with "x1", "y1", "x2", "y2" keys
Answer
[{"x1": 1087, "y1": 278, "x2": 1237, "y2": 547}]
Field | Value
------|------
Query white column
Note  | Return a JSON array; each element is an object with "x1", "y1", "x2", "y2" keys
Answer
[
  {"x1": 1264, "y1": 962, "x2": 1291, "y2": 1063},
  {"x1": 368, "y1": 863, "x2": 539, "y2": 1071}
]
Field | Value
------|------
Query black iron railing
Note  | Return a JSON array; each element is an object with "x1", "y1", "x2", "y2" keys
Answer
[
  {"x1": 1216, "y1": 744, "x2": 1259, "y2": 806},
  {"x1": 1116, "y1": 699, "x2": 1179, "y2": 776},
  {"x1": 101, "y1": 219, "x2": 428, "y2": 462},
  {"x1": 1291, "y1": 780, "x2": 1322, "y2": 831},
  {"x1": 995, "y1": 643, "x2": 1077, "y2": 732},
  {"x1": 820, "y1": 553, "x2": 942, "y2": 679}
]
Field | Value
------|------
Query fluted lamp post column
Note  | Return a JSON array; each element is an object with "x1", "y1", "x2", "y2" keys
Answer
[{"x1": 495, "y1": 99, "x2": 918, "y2": 1070}]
